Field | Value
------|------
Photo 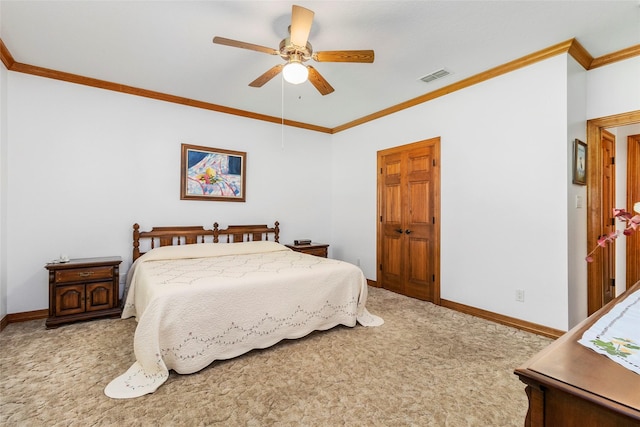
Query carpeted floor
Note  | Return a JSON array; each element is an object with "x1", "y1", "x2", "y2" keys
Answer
[{"x1": 0, "y1": 286, "x2": 551, "y2": 426}]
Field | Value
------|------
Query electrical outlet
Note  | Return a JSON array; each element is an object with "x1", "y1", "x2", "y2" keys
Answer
[
  {"x1": 356, "y1": 258, "x2": 361, "y2": 267},
  {"x1": 515, "y1": 289, "x2": 525, "y2": 302}
]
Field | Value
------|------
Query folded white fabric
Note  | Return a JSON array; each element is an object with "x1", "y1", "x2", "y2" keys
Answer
[{"x1": 578, "y1": 289, "x2": 640, "y2": 375}]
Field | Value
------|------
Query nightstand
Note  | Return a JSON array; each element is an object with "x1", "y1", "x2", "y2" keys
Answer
[
  {"x1": 45, "y1": 256, "x2": 122, "y2": 328},
  {"x1": 285, "y1": 243, "x2": 329, "y2": 258}
]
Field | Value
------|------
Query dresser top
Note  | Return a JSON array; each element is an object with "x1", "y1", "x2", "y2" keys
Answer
[{"x1": 516, "y1": 280, "x2": 640, "y2": 414}]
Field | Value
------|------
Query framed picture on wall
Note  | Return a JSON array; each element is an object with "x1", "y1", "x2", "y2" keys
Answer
[
  {"x1": 180, "y1": 143, "x2": 246, "y2": 201},
  {"x1": 573, "y1": 139, "x2": 587, "y2": 186}
]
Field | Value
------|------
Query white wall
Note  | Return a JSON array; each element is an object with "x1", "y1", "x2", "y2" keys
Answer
[
  {"x1": 6, "y1": 72, "x2": 333, "y2": 314},
  {"x1": 0, "y1": 62, "x2": 8, "y2": 319},
  {"x1": 332, "y1": 55, "x2": 571, "y2": 330},
  {"x1": 587, "y1": 56, "x2": 640, "y2": 120},
  {"x1": 4, "y1": 53, "x2": 639, "y2": 330},
  {"x1": 567, "y1": 56, "x2": 588, "y2": 328}
]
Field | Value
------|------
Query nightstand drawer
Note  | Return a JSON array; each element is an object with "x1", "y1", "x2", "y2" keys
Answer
[
  {"x1": 55, "y1": 266, "x2": 114, "y2": 283},
  {"x1": 302, "y1": 247, "x2": 328, "y2": 257}
]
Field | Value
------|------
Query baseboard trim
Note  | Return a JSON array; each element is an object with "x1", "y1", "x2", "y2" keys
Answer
[
  {"x1": 367, "y1": 280, "x2": 564, "y2": 339},
  {"x1": 1, "y1": 295, "x2": 565, "y2": 340},
  {"x1": 440, "y1": 299, "x2": 565, "y2": 339},
  {"x1": 0, "y1": 309, "x2": 48, "y2": 332}
]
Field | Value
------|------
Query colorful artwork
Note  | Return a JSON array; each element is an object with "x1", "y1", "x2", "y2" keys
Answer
[
  {"x1": 573, "y1": 139, "x2": 587, "y2": 185},
  {"x1": 180, "y1": 144, "x2": 246, "y2": 202},
  {"x1": 591, "y1": 337, "x2": 640, "y2": 359}
]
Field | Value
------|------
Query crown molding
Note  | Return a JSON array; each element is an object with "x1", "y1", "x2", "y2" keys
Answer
[
  {"x1": 0, "y1": 39, "x2": 16, "y2": 69},
  {"x1": 1, "y1": 37, "x2": 638, "y2": 135},
  {"x1": 589, "y1": 44, "x2": 640, "y2": 69},
  {"x1": 332, "y1": 39, "x2": 576, "y2": 133},
  {"x1": 2, "y1": 46, "x2": 332, "y2": 134},
  {"x1": 567, "y1": 38, "x2": 594, "y2": 69},
  {"x1": 333, "y1": 40, "x2": 639, "y2": 133}
]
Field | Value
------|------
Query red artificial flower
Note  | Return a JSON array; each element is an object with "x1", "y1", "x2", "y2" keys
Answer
[
  {"x1": 586, "y1": 205, "x2": 639, "y2": 262},
  {"x1": 613, "y1": 208, "x2": 633, "y2": 220}
]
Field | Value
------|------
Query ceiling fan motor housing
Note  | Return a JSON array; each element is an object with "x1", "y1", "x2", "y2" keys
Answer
[{"x1": 279, "y1": 37, "x2": 313, "y2": 62}]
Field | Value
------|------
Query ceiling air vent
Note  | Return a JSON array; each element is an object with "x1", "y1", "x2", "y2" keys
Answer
[{"x1": 419, "y1": 68, "x2": 452, "y2": 83}]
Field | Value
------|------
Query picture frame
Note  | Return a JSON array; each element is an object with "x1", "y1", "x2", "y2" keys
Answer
[
  {"x1": 572, "y1": 139, "x2": 587, "y2": 186},
  {"x1": 180, "y1": 143, "x2": 246, "y2": 202}
]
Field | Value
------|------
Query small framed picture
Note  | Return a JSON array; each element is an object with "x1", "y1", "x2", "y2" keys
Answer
[
  {"x1": 573, "y1": 139, "x2": 587, "y2": 186},
  {"x1": 180, "y1": 143, "x2": 246, "y2": 201}
]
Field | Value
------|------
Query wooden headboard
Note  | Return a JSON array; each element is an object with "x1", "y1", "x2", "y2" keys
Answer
[
  {"x1": 132, "y1": 221, "x2": 280, "y2": 261},
  {"x1": 213, "y1": 222, "x2": 279, "y2": 244}
]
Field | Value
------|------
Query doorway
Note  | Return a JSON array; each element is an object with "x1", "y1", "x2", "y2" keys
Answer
[
  {"x1": 376, "y1": 137, "x2": 441, "y2": 303},
  {"x1": 586, "y1": 110, "x2": 640, "y2": 315}
]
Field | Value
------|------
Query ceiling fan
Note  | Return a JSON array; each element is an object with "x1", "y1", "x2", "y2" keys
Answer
[{"x1": 212, "y1": 5, "x2": 374, "y2": 96}]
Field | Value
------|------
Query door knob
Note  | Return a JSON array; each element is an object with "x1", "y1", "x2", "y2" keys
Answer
[
  {"x1": 395, "y1": 228, "x2": 404, "y2": 234},
  {"x1": 405, "y1": 229, "x2": 412, "y2": 234}
]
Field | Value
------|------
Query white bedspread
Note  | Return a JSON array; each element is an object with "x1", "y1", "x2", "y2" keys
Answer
[{"x1": 105, "y1": 241, "x2": 383, "y2": 398}]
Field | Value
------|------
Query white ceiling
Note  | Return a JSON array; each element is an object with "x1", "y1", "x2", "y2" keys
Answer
[{"x1": 1, "y1": 1, "x2": 639, "y2": 129}]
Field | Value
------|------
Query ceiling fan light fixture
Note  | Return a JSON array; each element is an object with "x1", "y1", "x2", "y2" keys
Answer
[
  {"x1": 212, "y1": 5, "x2": 374, "y2": 95},
  {"x1": 282, "y1": 60, "x2": 308, "y2": 84}
]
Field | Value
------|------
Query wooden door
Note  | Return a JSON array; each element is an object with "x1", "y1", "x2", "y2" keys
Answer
[
  {"x1": 601, "y1": 130, "x2": 616, "y2": 304},
  {"x1": 377, "y1": 138, "x2": 440, "y2": 302},
  {"x1": 626, "y1": 134, "x2": 640, "y2": 288}
]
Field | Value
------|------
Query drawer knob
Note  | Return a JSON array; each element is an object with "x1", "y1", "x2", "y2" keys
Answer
[{"x1": 78, "y1": 271, "x2": 95, "y2": 278}]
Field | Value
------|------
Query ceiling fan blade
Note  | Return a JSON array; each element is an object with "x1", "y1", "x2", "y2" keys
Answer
[
  {"x1": 249, "y1": 64, "x2": 284, "y2": 87},
  {"x1": 213, "y1": 36, "x2": 278, "y2": 55},
  {"x1": 307, "y1": 66, "x2": 334, "y2": 96},
  {"x1": 290, "y1": 5, "x2": 314, "y2": 47},
  {"x1": 313, "y1": 50, "x2": 375, "y2": 63}
]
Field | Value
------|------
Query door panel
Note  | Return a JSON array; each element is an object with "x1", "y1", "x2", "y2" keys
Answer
[
  {"x1": 378, "y1": 138, "x2": 440, "y2": 302},
  {"x1": 601, "y1": 130, "x2": 616, "y2": 304},
  {"x1": 55, "y1": 284, "x2": 85, "y2": 316},
  {"x1": 406, "y1": 147, "x2": 435, "y2": 300},
  {"x1": 627, "y1": 135, "x2": 640, "y2": 288},
  {"x1": 385, "y1": 185, "x2": 402, "y2": 222},
  {"x1": 407, "y1": 236, "x2": 432, "y2": 300},
  {"x1": 381, "y1": 233, "x2": 403, "y2": 293},
  {"x1": 381, "y1": 153, "x2": 404, "y2": 293},
  {"x1": 409, "y1": 182, "x2": 429, "y2": 223},
  {"x1": 86, "y1": 282, "x2": 113, "y2": 311}
]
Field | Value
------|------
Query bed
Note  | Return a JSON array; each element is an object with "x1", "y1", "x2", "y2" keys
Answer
[{"x1": 105, "y1": 222, "x2": 383, "y2": 399}]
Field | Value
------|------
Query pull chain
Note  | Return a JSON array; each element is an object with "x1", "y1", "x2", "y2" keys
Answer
[{"x1": 281, "y1": 74, "x2": 285, "y2": 150}]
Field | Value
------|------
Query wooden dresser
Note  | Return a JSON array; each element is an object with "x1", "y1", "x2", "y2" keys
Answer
[
  {"x1": 285, "y1": 243, "x2": 329, "y2": 258},
  {"x1": 45, "y1": 256, "x2": 122, "y2": 328},
  {"x1": 515, "y1": 281, "x2": 640, "y2": 426}
]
